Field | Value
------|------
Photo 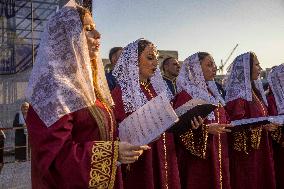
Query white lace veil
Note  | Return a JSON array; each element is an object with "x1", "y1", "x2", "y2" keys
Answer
[
  {"x1": 224, "y1": 52, "x2": 267, "y2": 105},
  {"x1": 268, "y1": 64, "x2": 284, "y2": 114},
  {"x1": 176, "y1": 53, "x2": 224, "y2": 105},
  {"x1": 112, "y1": 38, "x2": 172, "y2": 113},
  {"x1": 26, "y1": 2, "x2": 113, "y2": 127},
  {"x1": 176, "y1": 52, "x2": 225, "y2": 120}
]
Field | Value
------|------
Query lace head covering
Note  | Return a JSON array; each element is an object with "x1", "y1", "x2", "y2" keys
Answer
[
  {"x1": 224, "y1": 52, "x2": 267, "y2": 105},
  {"x1": 177, "y1": 53, "x2": 224, "y2": 105},
  {"x1": 176, "y1": 52, "x2": 225, "y2": 120},
  {"x1": 26, "y1": 1, "x2": 113, "y2": 127},
  {"x1": 112, "y1": 38, "x2": 172, "y2": 113},
  {"x1": 268, "y1": 64, "x2": 284, "y2": 114}
]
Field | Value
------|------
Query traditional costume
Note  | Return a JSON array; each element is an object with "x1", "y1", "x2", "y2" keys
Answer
[
  {"x1": 173, "y1": 53, "x2": 231, "y2": 189},
  {"x1": 267, "y1": 64, "x2": 284, "y2": 189},
  {"x1": 111, "y1": 39, "x2": 180, "y2": 189},
  {"x1": 25, "y1": 2, "x2": 122, "y2": 188},
  {"x1": 225, "y1": 52, "x2": 276, "y2": 189}
]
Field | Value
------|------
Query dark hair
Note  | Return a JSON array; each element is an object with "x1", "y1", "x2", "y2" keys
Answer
[
  {"x1": 249, "y1": 52, "x2": 254, "y2": 80},
  {"x1": 109, "y1": 47, "x2": 123, "y2": 64},
  {"x1": 138, "y1": 39, "x2": 153, "y2": 58},
  {"x1": 198, "y1": 52, "x2": 210, "y2": 62},
  {"x1": 249, "y1": 52, "x2": 263, "y2": 101},
  {"x1": 161, "y1": 57, "x2": 175, "y2": 72}
]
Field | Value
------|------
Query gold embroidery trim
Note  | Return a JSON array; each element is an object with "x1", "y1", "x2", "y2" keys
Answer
[
  {"x1": 218, "y1": 133, "x2": 223, "y2": 189},
  {"x1": 88, "y1": 105, "x2": 108, "y2": 140},
  {"x1": 140, "y1": 81, "x2": 154, "y2": 98},
  {"x1": 180, "y1": 124, "x2": 209, "y2": 159},
  {"x1": 251, "y1": 127, "x2": 262, "y2": 149},
  {"x1": 232, "y1": 91, "x2": 267, "y2": 154},
  {"x1": 101, "y1": 102, "x2": 115, "y2": 141},
  {"x1": 162, "y1": 133, "x2": 169, "y2": 189},
  {"x1": 89, "y1": 141, "x2": 119, "y2": 189},
  {"x1": 87, "y1": 100, "x2": 115, "y2": 141},
  {"x1": 233, "y1": 130, "x2": 248, "y2": 154},
  {"x1": 232, "y1": 128, "x2": 263, "y2": 153},
  {"x1": 271, "y1": 127, "x2": 282, "y2": 143},
  {"x1": 216, "y1": 103, "x2": 223, "y2": 189},
  {"x1": 141, "y1": 82, "x2": 169, "y2": 188},
  {"x1": 89, "y1": 59, "x2": 113, "y2": 141}
]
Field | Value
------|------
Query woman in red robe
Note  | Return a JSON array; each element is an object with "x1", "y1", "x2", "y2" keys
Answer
[
  {"x1": 173, "y1": 52, "x2": 232, "y2": 189},
  {"x1": 111, "y1": 39, "x2": 181, "y2": 189},
  {"x1": 225, "y1": 52, "x2": 277, "y2": 189},
  {"x1": 267, "y1": 64, "x2": 284, "y2": 189},
  {"x1": 25, "y1": 3, "x2": 147, "y2": 188}
]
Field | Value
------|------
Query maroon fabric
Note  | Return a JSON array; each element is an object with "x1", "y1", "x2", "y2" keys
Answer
[
  {"x1": 26, "y1": 100, "x2": 122, "y2": 189},
  {"x1": 172, "y1": 90, "x2": 231, "y2": 189},
  {"x1": 267, "y1": 93, "x2": 284, "y2": 189},
  {"x1": 225, "y1": 97, "x2": 276, "y2": 189},
  {"x1": 111, "y1": 84, "x2": 181, "y2": 189},
  {"x1": 267, "y1": 93, "x2": 279, "y2": 117}
]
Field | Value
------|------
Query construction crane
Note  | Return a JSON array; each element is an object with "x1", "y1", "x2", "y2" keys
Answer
[{"x1": 218, "y1": 44, "x2": 239, "y2": 74}]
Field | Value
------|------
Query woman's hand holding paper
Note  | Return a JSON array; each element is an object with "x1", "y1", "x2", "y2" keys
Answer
[
  {"x1": 118, "y1": 142, "x2": 151, "y2": 164},
  {"x1": 190, "y1": 116, "x2": 204, "y2": 129},
  {"x1": 207, "y1": 123, "x2": 233, "y2": 135}
]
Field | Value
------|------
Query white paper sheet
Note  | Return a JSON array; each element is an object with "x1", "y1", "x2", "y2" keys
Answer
[{"x1": 119, "y1": 92, "x2": 179, "y2": 145}]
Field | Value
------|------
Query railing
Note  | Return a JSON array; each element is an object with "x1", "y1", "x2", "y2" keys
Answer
[
  {"x1": 0, "y1": 126, "x2": 31, "y2": 188},
  {"x1": 0, "y1": 126, "x2": 31, "y2": 164}
]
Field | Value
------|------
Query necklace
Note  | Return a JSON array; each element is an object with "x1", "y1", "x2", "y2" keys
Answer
[
  {"x1": 140, "y1": 81, "x2": 154, "y2": 98},
  {"x1": 252, "y1": 90, "x2": 267, "y2": 116}
]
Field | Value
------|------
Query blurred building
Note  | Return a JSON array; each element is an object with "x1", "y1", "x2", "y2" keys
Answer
[
  {"x1": 1, "y1": 0, "x2": 59, "y2": 124},
  {"x1": 0, "y1": 1, "x2": 59, "y2": 187}
]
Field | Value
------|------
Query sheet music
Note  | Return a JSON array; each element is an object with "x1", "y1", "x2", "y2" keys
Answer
[
  {"x1": 268, "y1": 115, "x2": 284, "y2": 125},
  {"x1": 119, "y1": 92, "x2": 179, "y2": 145},
  {"x1": 175, "y1": 98, "x2": 208, "y2": 117},
  {"x1": 230, "y1": 117, "x2": 268, "y2": 126},
  {"x1": 231, "y1": 115, "x2": 284, "y2": 126}
]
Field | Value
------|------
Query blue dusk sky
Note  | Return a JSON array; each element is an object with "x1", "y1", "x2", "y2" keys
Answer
[{"x1": 93, "y1": 0, "x2": 284, "y2": 71}]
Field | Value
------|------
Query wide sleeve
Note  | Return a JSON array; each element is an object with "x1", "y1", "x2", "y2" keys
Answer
[
  {"x1": 173, "y1": 90, "x2": 209, "y2": 159},
  {"x1": 26, "y1": 107, "x2": 119, "y2": 189},
  {"x1": 225, "y1": 98, "x2": 265, "y2": 153},
  {"x1": 266, "y1": 94, "x2": 284, "y2": 143}
]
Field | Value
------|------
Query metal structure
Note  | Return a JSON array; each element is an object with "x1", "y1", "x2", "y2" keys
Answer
[
  {"x1": 218, "y1": 44, "x2": 239, "y2": 74},
  {"x1": 0, "y1": 0, "x2": 59, "y2": 75},
  {"x1": 0, "y1": 3, "x2": 59, "y2": 187}
]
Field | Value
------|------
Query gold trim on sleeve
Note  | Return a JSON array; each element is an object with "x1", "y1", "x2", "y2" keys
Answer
[
  {"x1": 180, "y1": 124, "x2": 209, "y2": 159},
  {"x1": 89, "y1": 141, "x2": 119, "y2": 189}
]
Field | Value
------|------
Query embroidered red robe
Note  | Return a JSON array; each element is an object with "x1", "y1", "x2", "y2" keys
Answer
[
  {"x1": 173, "y1": 90, "x2": 231, "y2": 189},
  {"x1": 111, "y1": 83, "x2": 181, "y2": 189},
  {"x1": 267, "y1": 93, "x2": 284, "y2": 189},
  {"x1": 26, "y1": 100, "x2": 122, "y2": 189},
  {"x1": 225, "y1": 92, "x2": 276, "y2": 189}
]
